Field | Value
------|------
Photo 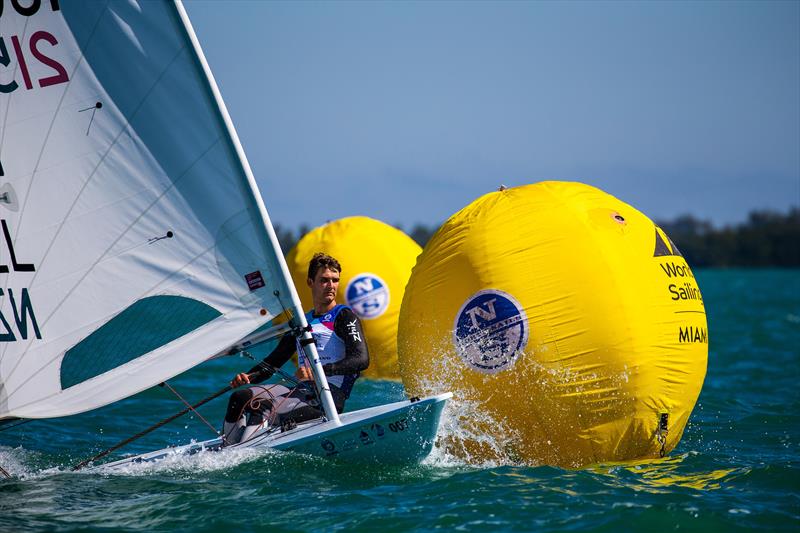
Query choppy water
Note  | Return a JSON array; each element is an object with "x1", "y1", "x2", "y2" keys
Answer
[{"x1": 1, "y1": 269, "x2": 798, "y2": 532}]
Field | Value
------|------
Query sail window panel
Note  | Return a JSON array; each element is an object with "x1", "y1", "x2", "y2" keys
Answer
[{"x1": 60, "y1": 295, "x2": 222, "y2": 390}]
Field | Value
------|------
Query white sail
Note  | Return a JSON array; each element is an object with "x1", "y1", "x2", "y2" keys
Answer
[{"x1": 0, "y1": 0, "x2": 297, "y2": 420}]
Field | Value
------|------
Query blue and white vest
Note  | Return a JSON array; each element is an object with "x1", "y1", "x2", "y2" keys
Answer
[{"x1": 297, "y1": 304, "x2": 349, "y2": 388}]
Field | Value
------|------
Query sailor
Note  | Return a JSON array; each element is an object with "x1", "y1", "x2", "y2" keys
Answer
[{"x1": 222, "y1": 253, "x2": 370, "y2": 444}]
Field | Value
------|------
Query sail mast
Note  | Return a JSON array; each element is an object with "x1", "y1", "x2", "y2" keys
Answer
[{"x1": 171, "y1": 0, "x2": 341, "y2": 425}]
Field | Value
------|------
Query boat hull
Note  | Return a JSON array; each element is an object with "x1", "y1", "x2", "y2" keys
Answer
[{"x1": 98, "y1": 393, "x2": 451, "y2": 469}]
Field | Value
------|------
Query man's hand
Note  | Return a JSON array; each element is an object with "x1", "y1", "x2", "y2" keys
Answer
[
  {"x1": 295, "y1": 366, "x2": 313, "y2": 381},
  {"x1": 230, "y1": 372, "x2": 251, "y2": 388}
]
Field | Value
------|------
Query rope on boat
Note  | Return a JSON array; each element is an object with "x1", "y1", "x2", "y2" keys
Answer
[
  {"x1": 161, "y1": 382, "x2": 221, "y2": 438},
  {"x1": 71, "y1": 384, "x2": 232, "y2": 471},
  {"x1": 223, "y1": 358, "x2": 314, "y2": 443}
]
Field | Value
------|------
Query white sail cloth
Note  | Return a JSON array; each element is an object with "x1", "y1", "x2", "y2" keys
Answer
[{"x1": 0, "y1": 1, "x2": 291, "y2": 419}]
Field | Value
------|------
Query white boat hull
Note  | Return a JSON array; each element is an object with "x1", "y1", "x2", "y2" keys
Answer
[{"x1": 98, "y1": 393, "x2": 452, "y2": 469}]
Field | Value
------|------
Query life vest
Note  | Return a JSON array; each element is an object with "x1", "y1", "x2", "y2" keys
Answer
[{"x1": 297, "y1": 304, "x2": 353, "y2": 391}]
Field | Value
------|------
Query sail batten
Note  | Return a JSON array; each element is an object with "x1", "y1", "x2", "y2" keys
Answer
[{"x1": 0, "y1": 0, "x2": 297, "y2": 420}]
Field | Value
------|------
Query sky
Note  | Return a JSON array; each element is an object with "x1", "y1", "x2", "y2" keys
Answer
[{"x1": 184, "y1": 0, "x2": 800, "y2": 231}]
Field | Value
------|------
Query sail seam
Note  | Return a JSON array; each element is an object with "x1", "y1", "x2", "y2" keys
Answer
[
  {"x1": 2, "y1": 221, "x2": 234, "y2": 409},
  {"x1": 0, "y1": 14, "x2": 31, "y2": 332},
  {"x1": 0, "y1": 1, "x2": 279, "y2": 420},
  {"x1": 2, "y1": 205, "x2": 259, "y2": 402},
  {"x1": 11, "y1": 1, "x2": 110, "y2": 242},
  {"x1": 0, "y1": 16, "x2": 30, "y2": 173},
  {"x1": 0, "y1": 2, "x2": 111, "y2": 367},
  {"x1": 2, "y1": 136, "x2": 223, "y2": 390},
  {"x1": 20, "y1": 50, "x2": 188, "y2": 296},
  {"x1": 1, "y1": 35, "x2": 197, "y2": 383}
]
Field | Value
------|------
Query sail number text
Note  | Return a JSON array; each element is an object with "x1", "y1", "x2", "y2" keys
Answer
[
  {"x1": 389, "y1": 419, "x2": 409, "y2": 432},
  {"x1": 0, "y1": 0, "x2": 68, "y2": 93},
  {"x1": 0, "y1": 219, "x2": 41, "y2": 342},
  {"x1": 0, "y1": 0, "x2": 60, "y2": 18}
]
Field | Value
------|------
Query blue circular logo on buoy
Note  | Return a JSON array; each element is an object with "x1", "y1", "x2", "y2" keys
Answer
[
  {"x1": 346, "y1": 273, "x2": 390, "y2": 319},
  {"x1": 453, "y1": 289, "x2": 529, "y2": 373}
]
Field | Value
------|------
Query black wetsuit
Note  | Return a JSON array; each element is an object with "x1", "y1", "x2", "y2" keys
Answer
[{"x1": 223, "y1": 306, "x2": 369, "y2": 434}]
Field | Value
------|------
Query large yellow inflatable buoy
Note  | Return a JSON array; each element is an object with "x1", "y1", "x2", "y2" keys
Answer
[
  {"x1": 287, "y1": 217, "x2": 421, "y2": 380},
  {"x1": 398, "y1": 182, "x2": 707, "y2": 467}
]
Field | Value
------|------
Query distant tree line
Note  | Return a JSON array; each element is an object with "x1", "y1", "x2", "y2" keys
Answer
[
  {"x1": 275, "y1": 207, "x2": 799, "y2": 267},
  {"x1": 656, "y1": 208, "x2": 799, "y2": 267}
]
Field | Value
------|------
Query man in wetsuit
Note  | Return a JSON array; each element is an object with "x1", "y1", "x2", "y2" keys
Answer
[{"x1": 222, "y1": 253, "x2": 369, "y2": 444}]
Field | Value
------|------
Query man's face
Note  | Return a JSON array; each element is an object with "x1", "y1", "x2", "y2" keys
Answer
[{"x1": 308, "y1": 267, "x2": 340, "y2": 309}]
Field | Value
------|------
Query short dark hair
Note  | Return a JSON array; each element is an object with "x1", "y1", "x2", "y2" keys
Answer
[{"x1": 307, "y1": 252, "x2": 341, "y2": 280}]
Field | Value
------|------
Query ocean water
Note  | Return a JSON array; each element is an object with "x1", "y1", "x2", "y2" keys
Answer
[{"x1": 1, "y1": 269, "x2": 798, "y2": 532}]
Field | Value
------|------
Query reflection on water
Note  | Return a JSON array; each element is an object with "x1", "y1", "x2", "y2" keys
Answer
[{"x1": 591, "y1": 453, "x2": 743, "y2": 492}]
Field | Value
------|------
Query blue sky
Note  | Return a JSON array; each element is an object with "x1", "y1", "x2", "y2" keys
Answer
[{"x1": 185, "y1": 0, "x2": 799, "y2": 230}]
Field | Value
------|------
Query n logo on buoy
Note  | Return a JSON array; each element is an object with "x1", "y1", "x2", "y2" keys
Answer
[
  {"x1": 453, "y1": 289, "x2": 528, "y2": 374},
  {"x1": 346, "y1": 273, "x2": 390, "y2": 319}
]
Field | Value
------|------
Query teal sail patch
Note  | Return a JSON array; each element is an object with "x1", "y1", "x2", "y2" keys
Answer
[{"x1": 60, "y1": 296, "x2": 222, "y2": 390}]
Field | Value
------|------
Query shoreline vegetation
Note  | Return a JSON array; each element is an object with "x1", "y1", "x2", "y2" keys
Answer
[{"x1": 275, "y1": 207, "x2": 799, "y2": 268}]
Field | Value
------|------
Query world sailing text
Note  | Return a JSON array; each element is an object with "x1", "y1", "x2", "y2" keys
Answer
[
  {"x1": 669, "y1": 282, "x2": 703, "y2": 303},
  {"x1": 660, "y1": 259, "x2": 703, "y2": 304},
  {"x1": 659, "y1": 261, "x2": 695, "y2": 279}
]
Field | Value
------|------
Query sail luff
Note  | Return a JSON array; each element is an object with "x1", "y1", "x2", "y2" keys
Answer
[{"x1": 171, "y1": 1, "x2": 341, "y2": 424}]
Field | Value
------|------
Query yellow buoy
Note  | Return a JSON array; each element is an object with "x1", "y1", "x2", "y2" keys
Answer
[
  {"x1": 286, "y1": 216, "x2": 421, "y2": 380},
  {"x1": 398, "y1": 182, "x2": 708, "y2": 467}
]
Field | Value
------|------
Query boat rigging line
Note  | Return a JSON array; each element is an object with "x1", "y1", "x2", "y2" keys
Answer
[
  {"x1": 239, "y1": 355, "x2": 314, "y2": 393},
  {"x1": 161, "y1": 381, "x2": 222, "y2": 439},
  {"x1": 71, "y1": 383, "x2": 232, "y2": 471},
  {"x1": 270, "y1": 289, "x2": 326, "y2": 411}
]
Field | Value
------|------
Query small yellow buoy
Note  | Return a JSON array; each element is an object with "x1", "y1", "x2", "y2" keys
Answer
[
  {"x1": 398, "y1": 182, "x2": 708, "y2": 467},
  {"x1": 286, "y1": 216, "x2": 421, "y2": 380}
]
